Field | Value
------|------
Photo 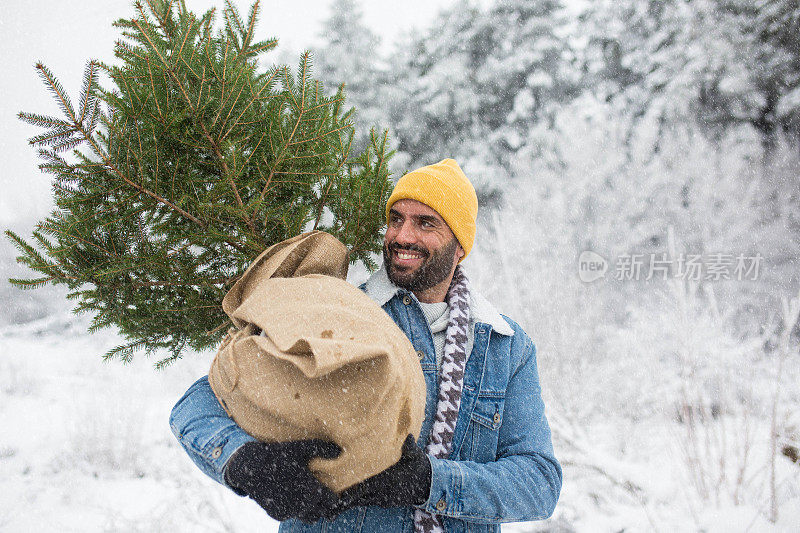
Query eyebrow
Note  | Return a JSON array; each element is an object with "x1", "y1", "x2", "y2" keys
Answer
[
  {"x1": 416, "y1": 214, "x2": 441, "y2": 225},
  {"x1": 389, "y1": 209, "x2": 442, "y2": 226}
]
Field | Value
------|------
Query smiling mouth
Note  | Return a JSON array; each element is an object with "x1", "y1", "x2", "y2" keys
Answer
[{"x1": 392, "y1": 248, "x2": 426, "y2": 266}]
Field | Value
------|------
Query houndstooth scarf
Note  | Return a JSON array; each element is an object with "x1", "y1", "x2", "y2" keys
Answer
[{"x1": 414, "y1": 265, "x2": 471, "y2": 533}]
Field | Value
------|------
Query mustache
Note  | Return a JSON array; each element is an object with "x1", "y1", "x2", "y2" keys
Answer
[{"x1": 387, "y1": 242, "x2": 428, "y2": 257}]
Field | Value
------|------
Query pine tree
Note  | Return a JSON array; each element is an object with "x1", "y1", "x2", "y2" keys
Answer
[{"x1": 5, "y1": 0, "x2": 393, "y2": 367}]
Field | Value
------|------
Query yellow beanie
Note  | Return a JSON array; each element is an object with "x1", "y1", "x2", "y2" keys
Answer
[{"x1": 385, "y1": 159, "x2": 479, "y2": 261}]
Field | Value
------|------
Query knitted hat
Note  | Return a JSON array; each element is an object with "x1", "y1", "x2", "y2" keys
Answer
[{"x1": 385, "y1": 159, "x2": 479, "y2": 260}]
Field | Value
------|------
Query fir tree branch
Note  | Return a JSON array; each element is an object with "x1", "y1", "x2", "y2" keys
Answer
[
  {"x1": 199, "y1": 122, "x2": 258, "y2": 236},
  {"x1": 313, "y1": 168, "x2": 342, "y2": 230},
  {"x1": 257, "y1": 79, "x2": 307, "y2": 205},
  {"x1": 133, "y1": 3, "x2": 170, "y2": 67},
  {"x1": 154, "y1": 351, "x2": 184, "y2": 370},
  {"x1": 48, "y1": 224, "x2": 114, "y2": 257},
  {"x1": 105, "y1": 157, "x2": 205, "y2": 226},
  {"x1": 223, "y1": 1, "x2": 245, "y2": 52},
  {"x1": 91, "y1": 236, "x2": 230, "y2": 281},
  {"x1": 129, "y1": 13, "x2": 197, "y2": 115},
  {"x1": 273, "y1": 171, "x2": 336, "y2": 178},
  {"x1": 286, "y1": 124, "x2": 351, "y2": 146},
  {"x1": 111, "y1": 277, "x2": 233, "y2": 288},
  {"x1": 240, "y1": 0, "x2": 260, "y2": 54},
  {"x1": 67, "y1": 108, "x2": 206, "y2": 227},
  {"x1": 104, "y1": 338, "x2": 150, "y2": 364},
  {"x1": 258, "y1": 168, "x2": 276, "y2": 204},
  {"x1": 17, "y1": 112, "x2": 70, "y2": 129},
  {"x1": 53, "y1": 137, "x2": 83, "y2": 153},
  {"x1": 6, "y1": 230, "x2": 60, "y2": 272},
  {"x1": 146, "y1": 60, "x2": 163, "y2": 119},
  {"x1": 152, "y1": 127, "x2": 160, "y2": 184},
  {"x1": 288, "y1": 95, "x2": 345, "y2": 115},
  {"x1": 299, "y1": 51, "x2": 309, "y2": 108},
  {"x1": 78, "y1": 61, "x2": 99, "y2": 125},
  {"x1": 242, "y1": 132, "x2": 265, "y2": 169},
  {"x1": 8, "y1": 276, "x2": 57, "y2": 289},
  {"x1": 202, "y1": 7, "x2": 215, "y2": 36},
  {"x1": 220, "y1": 74, "x2": 275, "y2": 142},
  {"x1": 175, "y1": 17, "x2": 196, "y2": 61},
  {"x1": 56, "y1": 187, "x2": 131, "y2": 234},
  {"x1": 195, "y1": 66, "x2": 207, "y2": 110},
  {"x1": 216, "y1": 39, "x2": 232, "y2": 124},
  {"x1": 246, "y1": 41, "x2": 276, "y2": 56},
  {"x1": 203, "y1": 29, "x2": 220, "y2": 83},
  {"x1": 35, "y1": 63, "x2": 77, "y2": 123},
  {"x1": 87, "y1": 98, "x2": 102, "y2": 134},
  {"x1": 142, "y1": 0, "x2": 172, "y2": 32},
  {"x1": 28, "y1": 127, "x2": 77, "y2": 147},
  {"x1": 216, "y1": 75, "x2": 248, "y2": 132},
  {"x1": 153, "y1": 304, "x2": 219, "y2": 313},
  {"x1": 204, "y1": 320, "x2": 233, "y2": 337}
]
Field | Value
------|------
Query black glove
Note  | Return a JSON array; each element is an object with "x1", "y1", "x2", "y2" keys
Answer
[
  {"x1": 224, "y1": 439, "x2": 341, "y2": 523},
  {"x1": 337, "y1": 435, "x2": 432, "y2": 510}
]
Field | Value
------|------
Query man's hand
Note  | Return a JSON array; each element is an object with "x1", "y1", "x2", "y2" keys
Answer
[
  {"x1": 337, "y1": 435, "x2": 432, "y2": 510},
  {"x1": 223, "y1": 439, "x2": 341, "y2": 523}
]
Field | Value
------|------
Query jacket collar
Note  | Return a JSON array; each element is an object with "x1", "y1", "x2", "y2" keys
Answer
[{"x1": 363, "y1": 265, "x2": 514, "y2": 336}]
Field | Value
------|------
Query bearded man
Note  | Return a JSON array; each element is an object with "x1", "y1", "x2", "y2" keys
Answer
[{"x1": 169, "y1": 159, "x2": 562, "y2": 532}]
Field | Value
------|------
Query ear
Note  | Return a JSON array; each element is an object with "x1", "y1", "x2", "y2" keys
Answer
[{"x1": 455, "y1": 244, "x2": 465, "y2": 262}]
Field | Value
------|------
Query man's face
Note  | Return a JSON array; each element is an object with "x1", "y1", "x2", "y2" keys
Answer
[{"x1": 383, "y1": 199, "x2": 464, "y2": 294}]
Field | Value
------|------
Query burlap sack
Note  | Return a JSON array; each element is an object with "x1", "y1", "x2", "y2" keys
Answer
[{"x1": 209, "y1": 231, "x2": 426, "y2": 493}]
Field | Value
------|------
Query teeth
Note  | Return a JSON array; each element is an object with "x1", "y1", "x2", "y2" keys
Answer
[{"x1": 397, "y1": 252, "x2": 421, "y2": 260}]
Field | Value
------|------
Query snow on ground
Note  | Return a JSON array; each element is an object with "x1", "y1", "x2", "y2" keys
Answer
[
  {"x1": 1, "y1": 311, "x2": 799, "y2": 532},
  {"x1": 0, "y1": 312, "x2": 277, "y2": 532}
]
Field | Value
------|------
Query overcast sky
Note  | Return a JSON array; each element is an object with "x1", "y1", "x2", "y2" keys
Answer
[{"x1": 0, "y1": 0, "x2": 459, "y2": 228}]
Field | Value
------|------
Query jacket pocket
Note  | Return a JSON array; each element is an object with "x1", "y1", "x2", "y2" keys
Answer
[{"x1": 464, "y1": 393, "x2": 505, "y2": 463}]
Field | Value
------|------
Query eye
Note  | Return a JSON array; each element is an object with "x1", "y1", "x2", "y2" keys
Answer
[{"x1": 420, "y1": 219, "x2": 434, "y2": 229}]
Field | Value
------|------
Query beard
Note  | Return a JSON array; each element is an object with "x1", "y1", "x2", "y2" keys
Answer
[{"x1": 383, "y1": 237, "x2": 459, "y2": 293}]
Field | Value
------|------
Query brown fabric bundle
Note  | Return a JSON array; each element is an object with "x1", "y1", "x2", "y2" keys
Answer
[{"x1": 209, "y1": 231, "x2": 426, "y2": 493}]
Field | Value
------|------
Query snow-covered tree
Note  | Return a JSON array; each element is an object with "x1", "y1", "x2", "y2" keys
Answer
[
  {"x1": 575, "y1": 0, "x2": 799, "y2": 315},
  {"x1": 747, "y1": 0, "x2": 800, "y2": 155},
  {"x1": 581, "y1": 0, "x2": 800, "y2": 161},
  {"x1": 384, "y1": 0, "x2": 580, "y2": 200},
  {"x1": 314, "y1": 0, "x2": 386, "y2": 152}
]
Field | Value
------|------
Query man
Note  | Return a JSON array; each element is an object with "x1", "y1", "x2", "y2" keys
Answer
[{"x1": 170, "y1": 159, "x2": 562, "y2": 532}]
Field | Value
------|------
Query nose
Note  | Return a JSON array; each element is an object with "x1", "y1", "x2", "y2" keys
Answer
[{"x1": 393, "y1": 219, "x2": 418, "y2": 245}]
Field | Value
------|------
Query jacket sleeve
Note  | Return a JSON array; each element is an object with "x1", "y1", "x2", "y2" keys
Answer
[
  {"x1": 419, "y1": 335, "x2": 562, "y2": 523},
  {"x1": 169, "y1": 375, "x2": 256, "y2": 486}
]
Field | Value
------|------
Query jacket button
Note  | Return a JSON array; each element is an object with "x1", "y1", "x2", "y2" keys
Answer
[
  {"x1": 403, "y1": 295, "x2": 412, "y2": 305},
  {"x1": 416, "y1": 350, "x2": 425, "y2": 360},
  {"x1": 211, "y1": 447, "x2": 222, "y2": 459},
  {"x1": 436, "y1": 499, "x2": 446, "y2": 511},
  {"x1": 493, "y1": 413, "x2": 502, "y2": 425}
]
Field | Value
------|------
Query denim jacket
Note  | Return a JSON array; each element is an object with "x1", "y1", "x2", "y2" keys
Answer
[{"x1": 170, "y1": 266, "x2": 562, "y2": 532}]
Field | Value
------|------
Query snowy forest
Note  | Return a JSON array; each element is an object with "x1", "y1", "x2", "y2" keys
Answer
[{"x1": 2, "y1": 0, "x2": 800, "y2": 531}]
